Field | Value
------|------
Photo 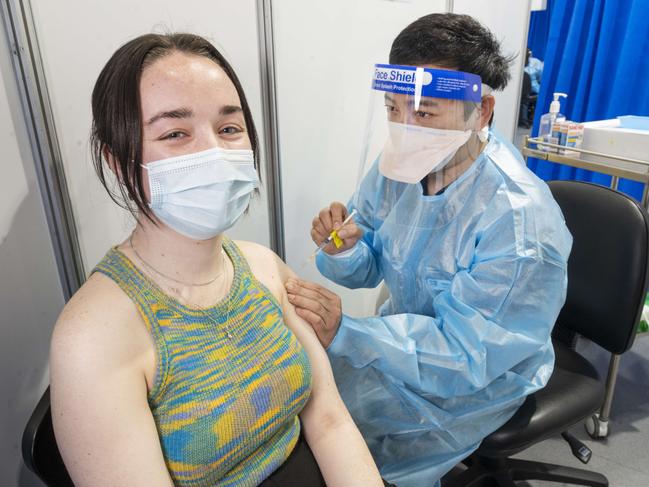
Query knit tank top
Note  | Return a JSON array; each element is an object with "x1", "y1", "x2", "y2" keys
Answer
[{"x1": 93, "y1": 237, "x2": 312, "y2": 486}]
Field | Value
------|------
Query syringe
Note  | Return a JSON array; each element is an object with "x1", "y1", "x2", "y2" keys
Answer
[{"x1": 309, "y1": 209, "x2": 358, "y2": 261}]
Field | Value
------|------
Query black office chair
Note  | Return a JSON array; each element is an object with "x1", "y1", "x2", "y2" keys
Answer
[
  {"x1": 22, "y1": 387, "x2": 73, "y2": 486},
  {"x1": 442, "y1": 180, "x2": 649, "y2": 487},
  {"x1": 518, "y1": 72, "x2": 540, "y2": 130}
]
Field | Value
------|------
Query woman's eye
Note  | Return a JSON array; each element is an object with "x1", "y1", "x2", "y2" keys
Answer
[
  {"x1": 385, "y1": 105, "x2": 397, "y2": 113},
  {"x1": 161, "y1": 131, "x2": 186, "y2": 140},
  {"x1": 220, "y1": 125, "x2": 243, "y2": 135},
  {"x1": 414, "y1": 111, "x2": 434, "y2": 119}
]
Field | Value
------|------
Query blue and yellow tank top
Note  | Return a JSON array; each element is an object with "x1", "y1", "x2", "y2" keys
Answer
[{"x1": 93, "y1": 237, "x2": 312, "y2": 486}]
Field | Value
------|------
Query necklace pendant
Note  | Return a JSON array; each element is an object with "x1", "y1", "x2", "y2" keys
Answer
[{"x1": 226, "y1": 331, "x2": 233, "y2": 339}]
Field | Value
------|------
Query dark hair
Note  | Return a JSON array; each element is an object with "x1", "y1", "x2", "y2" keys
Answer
[
  {"x1": 389, "y1": 13, "x2": 513, "y2": 91},
  {"x1": 91, "y1": 33, "x2": 259, "y2": 221}
]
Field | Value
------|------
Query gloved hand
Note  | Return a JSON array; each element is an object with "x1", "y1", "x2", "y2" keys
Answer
[
  {"x1": 311, "y1": 202, "x2": 362, "y2": 255},
  {"x1": 285, "y1": 277, "x2": 342, "y2": 348}
]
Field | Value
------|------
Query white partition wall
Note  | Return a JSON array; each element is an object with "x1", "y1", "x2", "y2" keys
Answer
[
  {"x1": 453, "y1": 0, "x2": 532, "y2": 141},
  {"x1": 0, "y1": 27, "x2": 65, "y2": 487},
  {"x1": 274, "y1": 0, "x2": 528, "y2": 316},
  {"x1": 28, "y1": 0, "x2": 271, "y2": 273}
]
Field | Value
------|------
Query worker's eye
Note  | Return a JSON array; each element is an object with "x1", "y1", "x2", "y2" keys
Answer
[{"x1": 414, "y1": 110, "x2": 435, "y2": 119}]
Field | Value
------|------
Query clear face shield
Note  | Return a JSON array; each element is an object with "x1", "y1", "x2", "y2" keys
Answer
[{"x1": 356, "y1": 64, "x2": 491, "y2": 195}]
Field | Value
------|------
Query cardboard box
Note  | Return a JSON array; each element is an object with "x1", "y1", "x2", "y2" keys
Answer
[{"x1": 580, "y1": 117, "x2": 649, "y2": 175}]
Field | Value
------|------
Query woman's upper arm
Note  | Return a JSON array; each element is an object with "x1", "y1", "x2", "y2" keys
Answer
[
  {"x1": 50, "y1": 291, "x2": 173, "y2": 487},
  {"x1": 279, "y1": 292, "x2": 351, "y2": 439},
  {"x1": 255, "y1": 251, "x2": 350, "y2": 428},
  {"x1": 237, "y1": 242, "x2": 345, "y2": 413},
  {"x1": 233, "y1": 241, "x2": 383, "y2": 486}
]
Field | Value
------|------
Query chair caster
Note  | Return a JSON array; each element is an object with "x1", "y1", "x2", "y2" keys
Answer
[
  {"x1": 561, "y1": 431, "x2": 592, "y2": 464},
  {"x1": 585, "y1": 413, "x2": 609, "y2": 439}
]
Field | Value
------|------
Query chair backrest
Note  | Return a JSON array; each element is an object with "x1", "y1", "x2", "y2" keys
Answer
[
  {"x1": 521, "y1": 71, "x2": 532, "y2": 98},
  {"x1": 549, "y1": 180, "x2": 649, "y2": 354},
  {"x1": 22, "y1": 387, "x2": 73, "y2": 487}
]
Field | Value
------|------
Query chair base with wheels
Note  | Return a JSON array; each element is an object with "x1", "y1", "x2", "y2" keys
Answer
[
  {"x1": 442, "y1": 341, "x2": 608, "y2": 487},
  {"x1": 453, "y1": 457, "x2": 607, "y2": 487}
]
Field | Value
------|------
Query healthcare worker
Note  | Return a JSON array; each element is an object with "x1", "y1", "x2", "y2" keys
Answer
[
  {"x1": 525, "y1": 48, "x2": 544, "y2": 95},
  {"x1": 286, "y1": 13, "x2": 573, "y2": 487}
]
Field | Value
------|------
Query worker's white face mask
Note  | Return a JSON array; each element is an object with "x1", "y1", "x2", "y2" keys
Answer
[
  {"x1": 142, "y1": 147, "x2": 259, "y2": 240},
  {"x1": 379, "y1": 122, "x2": 473, "y2": 184}
]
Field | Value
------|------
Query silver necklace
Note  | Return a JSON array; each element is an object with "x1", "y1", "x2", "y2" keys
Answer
[
  {"x1": 129, "y1": 234, "x2": 226, "y2": 287},
  {"x1": 187, "y1": 262, "x2": 234, "y2": 340},
  {"x1": 129, "y1": 234, "x2": 235, "y2": 340}
]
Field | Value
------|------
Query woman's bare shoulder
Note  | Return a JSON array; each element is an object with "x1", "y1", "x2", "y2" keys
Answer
[
  {"x1": 51, "y1": 272, "x2": 148, "y2": 371},
  {"x1": 233, "y1": 240, "x2": 291, "y2": 296}
]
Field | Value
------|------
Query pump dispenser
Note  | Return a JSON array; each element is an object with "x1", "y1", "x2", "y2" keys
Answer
[{"x1": 539, "y1": 93, "x2": 567, "y2": 149}]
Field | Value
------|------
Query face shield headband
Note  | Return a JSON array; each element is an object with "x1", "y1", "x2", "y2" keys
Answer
[{"x1": 372, "y1": 63, "x2": 487, "y2": 108}]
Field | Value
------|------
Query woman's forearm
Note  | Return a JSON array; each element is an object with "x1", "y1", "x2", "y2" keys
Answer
[{"x1": 301, "y1": 397, "x2": 383, "y2": 487}]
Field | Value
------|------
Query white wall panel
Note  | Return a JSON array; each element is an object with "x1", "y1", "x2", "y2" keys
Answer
[
  {"x1": 0, "y1": 32, "x2": 64, "y2": 487},
  {"x1": 453, "y1": 0, "x2": 531, "y2": 141},
  {"x1": 275, "y1": 0, "x2": 449, "y2": 316}
]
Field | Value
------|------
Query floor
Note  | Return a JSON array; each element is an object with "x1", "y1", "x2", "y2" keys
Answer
[
  {"x1": 514, "y1": 125, "x2": 533, "y2": 153},
  {"x1": 511, "y1": 332, "x2": 649, "y2": 486}
]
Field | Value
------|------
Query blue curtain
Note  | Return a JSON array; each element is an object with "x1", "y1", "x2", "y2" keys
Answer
[
  {"x1": 527, "y1": 0, "x2": 649, "y2": 202},
  {"x1": 527, "y1": 0, "x2": 553, "y2": 61}
]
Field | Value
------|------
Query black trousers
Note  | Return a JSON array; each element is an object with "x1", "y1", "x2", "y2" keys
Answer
[{"x1": 259, "y1": 432, "x2": 396, "y2": 486}]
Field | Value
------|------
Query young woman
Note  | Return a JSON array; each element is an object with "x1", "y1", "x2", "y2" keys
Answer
[{"x1": 50, "y1": 33, "x2": 384, "y2": 487}]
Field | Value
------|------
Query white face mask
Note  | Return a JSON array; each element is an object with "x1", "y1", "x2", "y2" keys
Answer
[
  {"x1": 143, "y1": 147, "x2": 259, "y2": 240},
  {"x1": 378, "y1": 122, "x2": 475, "y2": 184}
]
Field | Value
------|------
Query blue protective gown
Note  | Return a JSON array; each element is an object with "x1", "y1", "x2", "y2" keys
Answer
[
  {"x1": 316, "y1": 132, "x2": 573, "y2": 486},
  {"x1": 524, "y1": 57, "x2": 544, "y2": 94}
]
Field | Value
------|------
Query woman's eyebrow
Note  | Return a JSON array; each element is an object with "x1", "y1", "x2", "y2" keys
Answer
[
  {"x1": 146, "y1": 105, "x2": 242, "y2": 126},
  {"x1": 146, "y1": 107, "x2": 193, "y2": 126},
  {"x1": 220, "y1": 105, "x2": 243, "y2": 115}
]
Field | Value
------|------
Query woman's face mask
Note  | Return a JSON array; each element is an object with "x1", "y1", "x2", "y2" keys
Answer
[{"x1": 142, "y1": 147, "x2": 259, "y2": 240}]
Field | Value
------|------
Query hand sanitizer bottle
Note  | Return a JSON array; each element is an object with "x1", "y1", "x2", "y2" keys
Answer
[{"x1": 539, "y1": 92, "x2": 567, "y2": 151}]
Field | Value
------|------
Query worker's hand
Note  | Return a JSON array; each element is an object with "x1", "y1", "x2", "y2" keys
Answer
[
  {"x1": 311, "y1": 202, "x2": 362, "y2": 255},
  {"x1": 286, "y1": 278, "x2": 342, "y2": 348}
]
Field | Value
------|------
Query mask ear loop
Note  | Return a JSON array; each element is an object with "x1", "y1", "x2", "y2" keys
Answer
[
  {"x1": 466, "y1": 84, "x2": 494, "y2": 142},
  {"x1": 477, "y1": 124, "x2": 489, "y2": 142}
]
